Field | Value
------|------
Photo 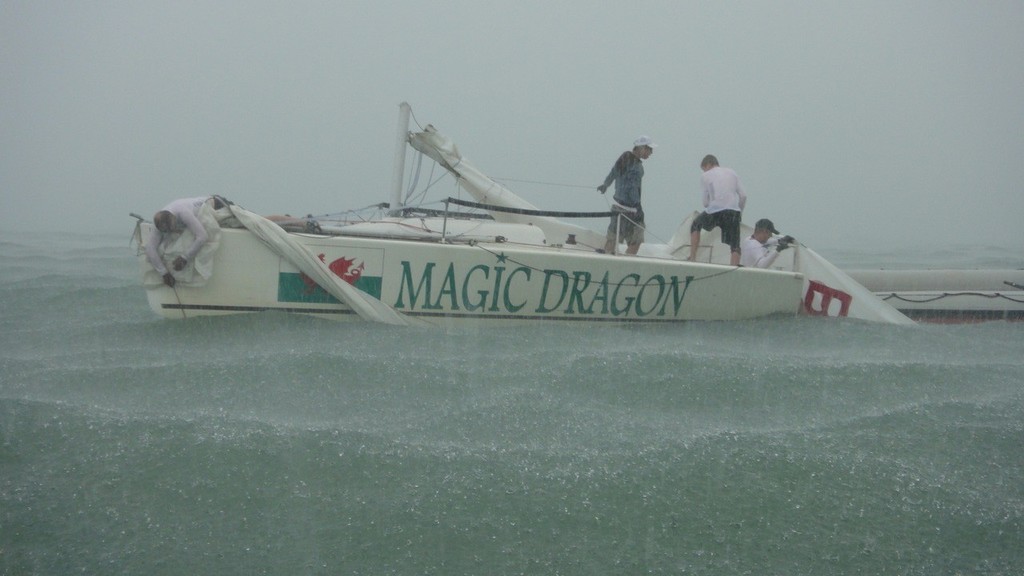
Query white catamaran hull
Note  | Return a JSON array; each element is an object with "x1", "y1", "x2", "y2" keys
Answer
[
  {"x1": 846, "y1": 269, "x2": 1024, "y2": 322},
  {"x1": 139, "y1": 223, "x2": 804, "y2": 325}
]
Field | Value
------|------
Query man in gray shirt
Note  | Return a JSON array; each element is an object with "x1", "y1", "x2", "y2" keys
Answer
[{"x1": 597, "y1": 136, "x2": 655, "y2": 255}]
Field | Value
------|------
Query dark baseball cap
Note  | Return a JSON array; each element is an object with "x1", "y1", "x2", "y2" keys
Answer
[{"x1": 754, "y1": 219, "x2": 780, "y2": 234}]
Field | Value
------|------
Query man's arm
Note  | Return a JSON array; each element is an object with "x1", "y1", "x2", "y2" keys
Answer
[
  {"x1": 144, "y1": 228, "x2": 168, "y2": 275},
  {"x1": 598, "y1": 152, "x2": 629, "y2": 193},
  {"x1": 177, "y1": 208, "x2": 209, "y2": 263}
]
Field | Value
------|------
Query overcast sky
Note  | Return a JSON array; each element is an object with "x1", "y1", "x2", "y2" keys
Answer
[{"x1": 3, "y1": 1, "x2": 1023, "y2": 252}]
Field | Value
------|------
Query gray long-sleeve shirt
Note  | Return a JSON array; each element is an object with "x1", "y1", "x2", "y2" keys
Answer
[{"x1": 601, "y1": 151, "x2": 644, "y2": 208}]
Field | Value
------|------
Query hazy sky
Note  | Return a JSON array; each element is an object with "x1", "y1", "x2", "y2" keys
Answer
[{"x1": 3, "y1": 1, "x2": 1023, "y2": 252}]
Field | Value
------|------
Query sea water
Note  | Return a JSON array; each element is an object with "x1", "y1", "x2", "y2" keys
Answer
[{"x1": 1, "y1": 230, "x2": 1022, "y2": 575}]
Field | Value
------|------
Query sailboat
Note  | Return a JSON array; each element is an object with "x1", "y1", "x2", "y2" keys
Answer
[{"x1": 131, "y1": 103, "x2": 915, "y2": 326}]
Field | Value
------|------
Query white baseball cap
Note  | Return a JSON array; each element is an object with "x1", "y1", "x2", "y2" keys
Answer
[{"x1": 634, "y1": 135, "x2": 657, "y2": 148}]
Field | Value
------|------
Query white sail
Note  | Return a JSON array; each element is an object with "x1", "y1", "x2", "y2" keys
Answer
[{"x1": 797, "y1": 247, "x2": 917, "y2": 325}]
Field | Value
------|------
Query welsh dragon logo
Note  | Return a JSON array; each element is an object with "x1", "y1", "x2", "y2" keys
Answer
[{"x1": 300, "y1": 254, "x2": 365, "y2": 294}]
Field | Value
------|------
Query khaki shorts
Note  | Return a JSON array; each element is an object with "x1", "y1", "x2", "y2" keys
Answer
[{"x1": 606, "y1": 206, "x2": 644, "y2": 245}]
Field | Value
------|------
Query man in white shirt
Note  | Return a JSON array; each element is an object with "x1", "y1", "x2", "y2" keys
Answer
[
  {"x1": 688, "y1": 155, "x2": 746, "y2": 265},
  {"x1": 740, "y1": 218, "x2": 794, "y2": 268},
  {"x1": 145, "y1": 197, "x2": 216, "y2": 287}
]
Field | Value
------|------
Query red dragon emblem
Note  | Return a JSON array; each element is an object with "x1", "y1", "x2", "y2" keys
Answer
[{"x1": 299, "y1": 254, "x2": 365, "y2": 294}]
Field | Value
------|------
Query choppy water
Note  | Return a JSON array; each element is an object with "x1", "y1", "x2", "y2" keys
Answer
[{"x1": 2, "y1": 231, "x2": 1022, "y2": 575}]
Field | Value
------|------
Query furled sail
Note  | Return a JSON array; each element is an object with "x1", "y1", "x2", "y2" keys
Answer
[
  {"x1": 227, "y1": 205, "x2": 420, "y2": 326},
  {"x1": 408, "y1": 126, "x2": 608, "y2": 249}
]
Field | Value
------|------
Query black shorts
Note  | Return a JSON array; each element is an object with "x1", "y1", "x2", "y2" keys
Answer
[{"x1": 691, "y1": 210, "x2": 742, "y2": 252}]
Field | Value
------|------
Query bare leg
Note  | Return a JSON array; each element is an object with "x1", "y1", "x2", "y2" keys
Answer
[
  {"x1": 730, "y1": 250, "x2": 740, "y2": 266},
  {"x1": 688, "y1": 230, "x2": 700, "y2": 261},
  {"x1": 603, "y1": 235, "x2": 616, "y2": 255},
  {"x1": 626, "y1": 242, "x2": 640, "y2": 255}
]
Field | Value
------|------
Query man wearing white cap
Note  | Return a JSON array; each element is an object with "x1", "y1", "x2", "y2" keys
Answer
[{"x1": 597, "y1": 136, "x2": 656, "y2": 255}]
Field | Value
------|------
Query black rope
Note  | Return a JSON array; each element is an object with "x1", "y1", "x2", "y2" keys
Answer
[
  {"x1": 491, "y1": 176, "x2": 595, "y2": 190},
  {"x1": 442, "y1": 197, "x2": 667, "y2": 243},
  {"x1": 398, "y1": 206, "x2": 494, "y2": 220},
  {"x1": 445, "y1": 197, "x2": 613, "y2": 218}
]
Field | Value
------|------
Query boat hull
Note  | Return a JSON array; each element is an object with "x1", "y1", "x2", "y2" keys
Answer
[
  {"x1": 846, "y1": 269, "x2": 1024, "y2": 323},
  {"x1": 139, "y1": 226, "x2": 804, "y2": 325}
]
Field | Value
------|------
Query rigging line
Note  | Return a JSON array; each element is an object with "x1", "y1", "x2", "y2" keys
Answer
[
  {"x1": 312, "y1": 203, "x2": 389, "y2": 222},
  {"x1": 416, "y1": 177, "x2": 455, "y2": 209},
  {"x1": 609, "y1": 206, "x2": 670, "y2": 246},
  {"x1": 446, "y1": 196, "x2": 613, "y2": 218},
  {"x1": 881, "y1": 292, "x2": 1024, "y2": 304},
  {"x1": 402, "y1": 156, "x2": 452, "y2": 208},
  {"x1": 129, "y1": 216, "x2": 145, "y2": 248},
  {"x1": 491, "y1": 177, "x2": 596, "y2": 190},
  {"x1": 408, "y1": 108, "x2": 426, "y2": 132},
  {"x1": 408, "y1": 163, "x2": 446, "y2": 207},
  {"x1": 171, "y1": 286, "x2": 187, "y2": 319},
  {"x1": 403, "y1": 147, "x2": 425, "y2": 202}
]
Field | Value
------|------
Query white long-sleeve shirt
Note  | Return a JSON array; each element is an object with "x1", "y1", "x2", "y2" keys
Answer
[
  {"x1": 740, "y1": 234, "x2": 781, "y2": 268},
  {"x1": 700, "y1": 166, "x2": 746, "y2": 214},
  {"x1": 145, "y1": 197, "x2": 210, "y2": 275}
]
